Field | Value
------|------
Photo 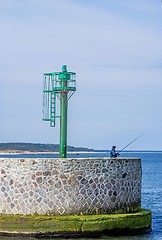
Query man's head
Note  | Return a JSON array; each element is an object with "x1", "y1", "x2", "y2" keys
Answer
[{"x1": 112, "y1": 146, "x2": 116, "y2": 149}]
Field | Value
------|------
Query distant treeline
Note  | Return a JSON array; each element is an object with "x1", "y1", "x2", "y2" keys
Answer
[{"x1": 0, "y1": 142, "x2": 94, "y2": 152}]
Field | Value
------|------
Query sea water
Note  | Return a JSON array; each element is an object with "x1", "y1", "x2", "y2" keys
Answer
[{"x1": 0, "y1": 151, "x2": 162, "y2": 240}]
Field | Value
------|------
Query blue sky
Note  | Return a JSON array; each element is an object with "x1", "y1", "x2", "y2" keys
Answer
[{"x1": 0, "y1": 0, "x2": 162, "y2": 150}]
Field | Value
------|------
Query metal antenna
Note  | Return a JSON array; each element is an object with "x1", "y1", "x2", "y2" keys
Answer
[{"x1": 43, "y1": 65, "x2": 76, "y2": 158}]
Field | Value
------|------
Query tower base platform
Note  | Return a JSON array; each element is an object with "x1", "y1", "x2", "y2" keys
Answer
[{"x1": 0, "y1": 208, "x2": 151, "y2": 238}]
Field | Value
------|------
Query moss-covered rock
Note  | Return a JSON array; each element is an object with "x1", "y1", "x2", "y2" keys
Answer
[{"x1": 0, "y1": 208, "x2": 151, "y2": 237}]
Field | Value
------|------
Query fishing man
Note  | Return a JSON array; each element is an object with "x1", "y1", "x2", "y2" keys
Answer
[{"x1": 110, "y1": 146, "x2": 120, "y2": 158}]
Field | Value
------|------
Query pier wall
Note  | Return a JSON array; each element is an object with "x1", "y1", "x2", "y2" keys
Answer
[{"x1": 0, "y1": 158, "x2": 141, "y2": 215}]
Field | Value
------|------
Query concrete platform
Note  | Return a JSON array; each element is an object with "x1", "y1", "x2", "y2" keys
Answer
[{"x1": 0, "y1": 208, "x2": 151, "y2": 237}]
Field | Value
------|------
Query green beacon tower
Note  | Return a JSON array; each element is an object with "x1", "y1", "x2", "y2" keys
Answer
[{"x1": 43, "y1": 65, "x2": 76, "y2": 158}]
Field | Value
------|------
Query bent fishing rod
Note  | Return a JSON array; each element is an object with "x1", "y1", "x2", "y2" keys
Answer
[{"x1": 119, "y1": 132, "x2": 146, "y2": 153}]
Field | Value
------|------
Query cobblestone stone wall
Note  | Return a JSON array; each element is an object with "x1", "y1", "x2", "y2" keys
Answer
[{"x1": 0, "y1": 158, "x2": 141, "y2": 215}]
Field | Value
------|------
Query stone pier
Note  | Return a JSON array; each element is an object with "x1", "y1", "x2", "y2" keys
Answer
[{"x1": 0, "y1": 157, "x2": 151, "y2": 237}]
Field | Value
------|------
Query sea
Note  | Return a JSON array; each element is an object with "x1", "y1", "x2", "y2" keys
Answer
[{"x1": 0, "y1": 151, "x2": 162, "y2": 240}]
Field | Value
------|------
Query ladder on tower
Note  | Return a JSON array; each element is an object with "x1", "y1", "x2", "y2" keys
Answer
[{"x1": 50, "y1": 92, "x2": 56, "y2": 127}]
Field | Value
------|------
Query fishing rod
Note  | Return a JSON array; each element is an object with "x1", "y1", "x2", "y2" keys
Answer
[{"x1": 119, "y1": 132, "x2": 146, "y2": 153}]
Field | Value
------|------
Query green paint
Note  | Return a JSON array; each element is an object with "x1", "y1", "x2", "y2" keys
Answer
[
  {"x1": 60, "y1": 90, "x2": 67, "y2": 158},
  {"x1": 0, "y1": 209, "x2": 151, "y2": 237},
  {"x1": 43, "y1": 65, "x2": 76, "y2": 158},
  {"x1": 59, "y1": 65, "x2": 68, "y2": 158}
]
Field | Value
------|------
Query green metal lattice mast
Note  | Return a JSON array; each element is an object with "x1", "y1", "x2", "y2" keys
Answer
[{"x1": 43, "y1": 65, "x2": 76, "y2": 158}]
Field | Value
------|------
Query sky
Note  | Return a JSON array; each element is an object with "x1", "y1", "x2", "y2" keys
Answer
[{"x1": 0, "y1": 0, "x2": 162, "y2": 150}]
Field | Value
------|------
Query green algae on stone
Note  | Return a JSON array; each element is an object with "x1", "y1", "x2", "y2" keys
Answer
[{"x1": 0, "y1": 209, "x2": 151, "y2": 237}]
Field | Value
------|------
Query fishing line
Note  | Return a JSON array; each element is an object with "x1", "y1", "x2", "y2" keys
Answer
[{"x1": 119, "y1": 132, "x2": 147, "y2": 153}]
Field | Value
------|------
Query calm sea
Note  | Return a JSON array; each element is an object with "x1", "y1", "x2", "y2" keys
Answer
[{"x1": 0, "y1": 151, "x2": 162, "y2": 240}]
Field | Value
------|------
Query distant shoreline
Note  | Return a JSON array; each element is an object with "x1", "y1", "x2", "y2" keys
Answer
[
  {"x1": 1, "y1": 143, "x2": 162, "y2": 154},
  {"x1": 0, "y1": 150, "x2": 58, "y2": 154},
  {"x1": 0, "y1": 150, "x2": 96, "y2": 155},
  {"x1": 1, "y1": 149, "x2": 162, "y2": 155}
]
